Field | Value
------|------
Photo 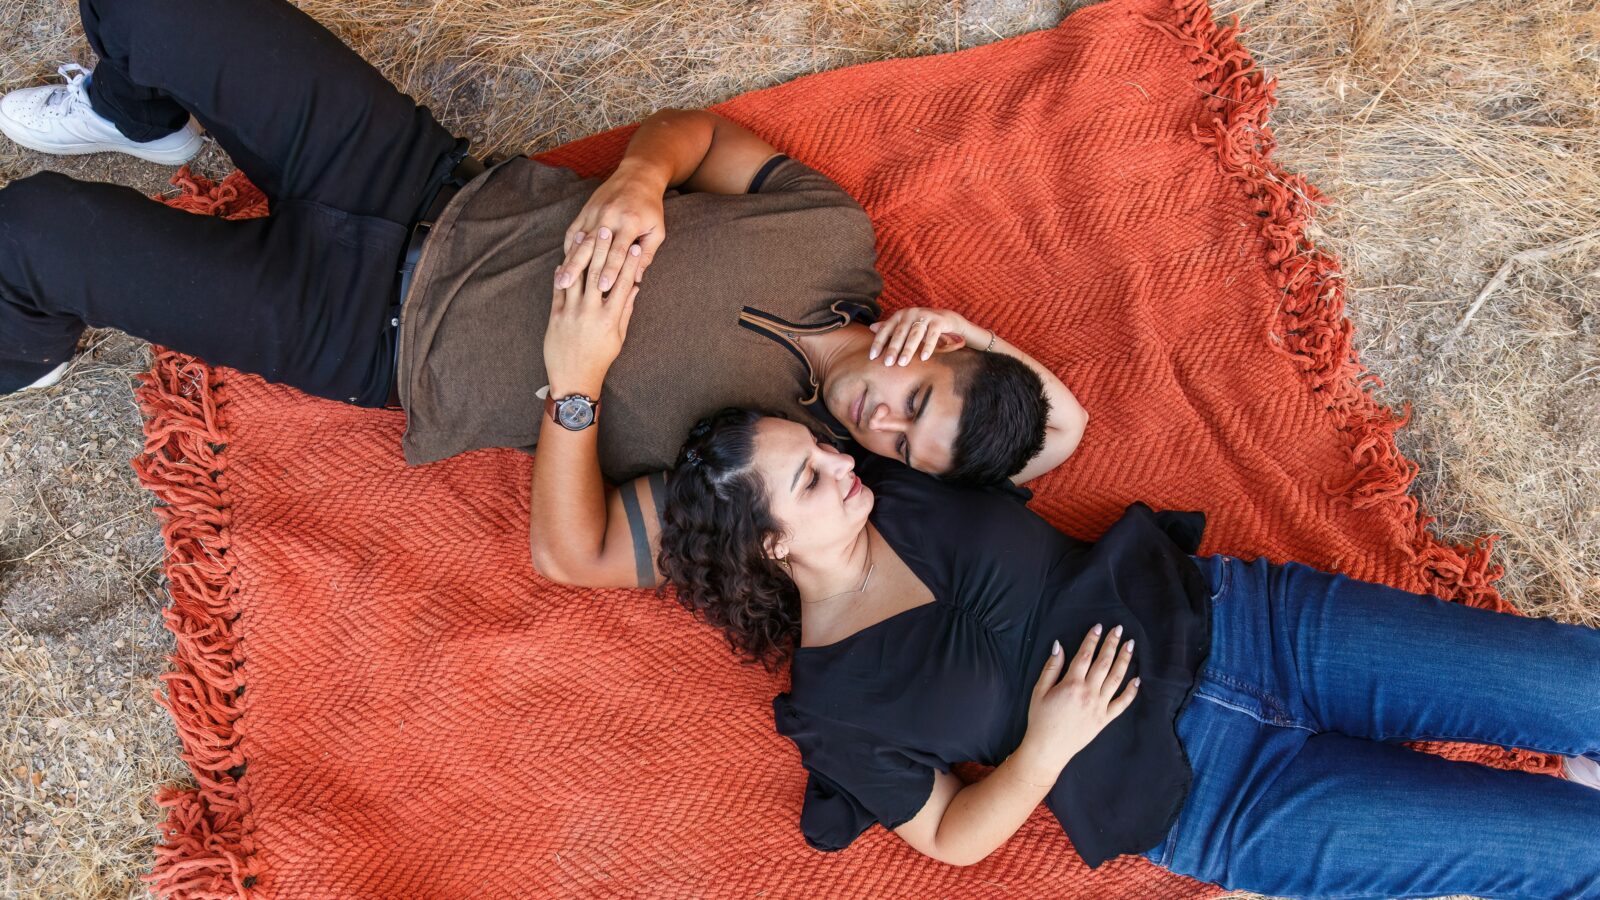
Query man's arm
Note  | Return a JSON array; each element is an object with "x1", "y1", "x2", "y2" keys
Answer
[
  {"x1": 529, "y1": 221, "x2": 666, "y2": 588},
  {"x1": 534, "y1": 110, "x2": 782, "y2": 585},
  {"x1": 528, "y1": 460, "x2": 668, "y2": 589},
  {"x1": 555, "y1": 109, "x2": 782, "y2": 296},
  {"x1": 614, "y1": 107, "x2": 784, "y2": 196}
]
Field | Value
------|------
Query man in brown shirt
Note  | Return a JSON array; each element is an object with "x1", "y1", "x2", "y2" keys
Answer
[
  {"x1": 398, "y1": 114, "x2": 1087, "y2": 488},
  {"x1": 514, "y1": 108, "x2": 1089, "y2": 589},
  {"x1": 0, "y1": 0, "x2": 1086, "y2": 588},
  {"x1": 398, "y1": 151, "x2": 887, "y2": 481}
]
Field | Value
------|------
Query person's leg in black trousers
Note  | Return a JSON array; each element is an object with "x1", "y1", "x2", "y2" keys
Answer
[{"x1": 0, "y1": 0, "x2": 460, "y2": 401}]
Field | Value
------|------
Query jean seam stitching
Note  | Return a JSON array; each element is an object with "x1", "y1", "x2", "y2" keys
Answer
[
  {"x1": 1204, "y1": 671, "x2": 1296, "y2": 720},
  {"x1": 1209, "y1": 556, "x2": 1230, "y2": 602},
  {"x1": 1193, "y1": 689, "x2": 1316, "y2": 734}
]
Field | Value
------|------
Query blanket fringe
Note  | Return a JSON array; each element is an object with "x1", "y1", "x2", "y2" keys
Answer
[
  {"x1": 134, "y1": 169, "x2": 267, "y2": 899},
  {"x1": 1148, "y1": 0, "x2": 1560, "y2": 775}
]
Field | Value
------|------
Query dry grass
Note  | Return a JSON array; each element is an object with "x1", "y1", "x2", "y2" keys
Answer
[
  {"x1": 0, "y1": 0, "x2": 1596, "y2": 896},
  {"x1": 1210, "y1": 0, "x2": 1600, "y2": 626}
]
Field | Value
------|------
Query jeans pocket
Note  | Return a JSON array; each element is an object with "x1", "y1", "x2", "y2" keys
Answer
[{"x1": 283, "y1": 199, "x2": 409, "y2": 255}]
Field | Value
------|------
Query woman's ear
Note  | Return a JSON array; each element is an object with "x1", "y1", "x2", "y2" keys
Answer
[{"x1": 763, "y1": 534, "x2": 790, "y2": 563}]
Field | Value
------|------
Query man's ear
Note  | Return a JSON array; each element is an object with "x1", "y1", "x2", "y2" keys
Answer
[{"x1": 931, "y1": 332, "x2": 966, "y2": 354}]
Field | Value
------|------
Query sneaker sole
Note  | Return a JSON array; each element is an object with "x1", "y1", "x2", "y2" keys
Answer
[
  {"x1": 0, "y1": 117, "x2": 202, "y2": 166},
  {"x1": 1567, "y1": 756, "x2": 1600, "y2": 790},
  {"x1": 18, "y1": 360, "x2": 71, "y2": 392}
]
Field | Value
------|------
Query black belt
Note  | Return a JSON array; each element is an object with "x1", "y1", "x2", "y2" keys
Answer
[{"x1": 385, "y1": 151, "x2": 488, "y2": 408}]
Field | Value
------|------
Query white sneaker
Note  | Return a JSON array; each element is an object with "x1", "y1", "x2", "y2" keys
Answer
[
  {"x1": 0, "y1": 64, "x2": 202, "y2": 166},
  {"x1": 1566, "y1": 755, "x2": 1600, "y2": 791},
  {"x1": 17, "y1": 360, "x2": 70, "y2": 392}
]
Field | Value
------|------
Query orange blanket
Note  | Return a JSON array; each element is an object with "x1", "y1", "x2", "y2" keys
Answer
[{"x1": 134, "y1": 0, "x2": 1556, "y2": 896}]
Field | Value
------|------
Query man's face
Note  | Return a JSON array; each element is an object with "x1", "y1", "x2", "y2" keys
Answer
[{"x1": 820, "y1": 351, "x2": 963, "y2": 476}]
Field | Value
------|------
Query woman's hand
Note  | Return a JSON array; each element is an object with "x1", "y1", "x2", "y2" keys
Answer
[
  {"x1": 867, "y1": 308, "x2": 984, "y2": 367},
  {"x1": 1011, "y1": 625, "x2": 1139, "y2": 786},
  {"x1": 555, "y1": 160, "x2": 667, "y2": 294},
  {"x1": 543, "y1": 228, "x2": 642, "y2": 398}
]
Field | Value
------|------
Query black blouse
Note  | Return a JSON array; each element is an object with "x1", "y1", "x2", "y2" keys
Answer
[{"x1": 772, "y1": 454, "x2": 1211, "y2": 868}]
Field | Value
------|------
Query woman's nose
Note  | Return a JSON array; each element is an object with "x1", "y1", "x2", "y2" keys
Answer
[{"x1": 822, "y1": 449, "x2": 855, "y2": 477}]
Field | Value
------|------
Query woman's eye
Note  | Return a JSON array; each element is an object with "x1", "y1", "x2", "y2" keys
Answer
[{"x1": 807, "y1": 471, "x2": 820, "y2": 491}]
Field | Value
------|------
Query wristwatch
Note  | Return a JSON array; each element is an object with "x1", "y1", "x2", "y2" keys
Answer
[{"x1": 545, "y1": 393, "x2": 601, "y2": 431}]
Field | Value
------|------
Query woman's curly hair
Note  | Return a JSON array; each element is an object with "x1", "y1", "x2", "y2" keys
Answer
[{"x1": 657, "y1": 407, "x2": 800, "y2": 669}]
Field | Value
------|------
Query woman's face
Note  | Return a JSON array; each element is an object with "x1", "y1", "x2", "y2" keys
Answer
[{"x1": 750, "y1": 417, "x2": 874, "y2": 563}]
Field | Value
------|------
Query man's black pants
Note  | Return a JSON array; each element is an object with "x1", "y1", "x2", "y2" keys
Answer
[{"x1": 0, "y1": 0, "x2": 460, "y2": 402}]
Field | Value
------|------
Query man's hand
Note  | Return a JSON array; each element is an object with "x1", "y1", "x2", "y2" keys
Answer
[
  {"x1": 555, "y1": 160, "x2": 667, "y2": 294},
  {"x1": 544, "y1": 228, "x2": 642, "y2": 398},
  {"x1": 868, "y1": 307, "x2": 982, "y2": 366}
]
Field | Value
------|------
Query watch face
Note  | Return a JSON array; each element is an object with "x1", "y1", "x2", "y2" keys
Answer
[{"x1": 556, "y1": 397, "x2": 595, "y2": 430}]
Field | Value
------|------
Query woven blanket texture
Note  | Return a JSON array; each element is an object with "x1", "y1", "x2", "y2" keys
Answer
[{"x1": 132, "y1": 0, "x2": 1558, "y2": 896}]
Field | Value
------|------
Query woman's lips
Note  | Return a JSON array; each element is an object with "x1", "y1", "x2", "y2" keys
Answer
[{"x1": 845, "y1": 474, "x2": 862, "y2": 501}]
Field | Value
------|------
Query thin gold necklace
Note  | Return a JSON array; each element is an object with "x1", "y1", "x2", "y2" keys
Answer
[{"x1": 804, "y1": 535, "x2": 877, "y2": 605}]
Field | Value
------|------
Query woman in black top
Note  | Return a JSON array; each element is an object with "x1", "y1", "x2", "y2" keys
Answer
[{"x1": 657, "y1": 408, "x2": 1600, "y2": 899}]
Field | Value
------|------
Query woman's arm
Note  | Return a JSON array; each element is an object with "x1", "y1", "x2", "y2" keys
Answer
[
  {"x1": 869, "y1": 308, "x2": 1090, "y2": 483},
  {"x1": 555, "y1": 109, "x2": 782, "y2": 297},
  {"x1": 893, "y1": 627, "x2": 1137, "y2": 866},
  {"x1": 527, "y1": 226, "x2": 666, "y2": 589}
]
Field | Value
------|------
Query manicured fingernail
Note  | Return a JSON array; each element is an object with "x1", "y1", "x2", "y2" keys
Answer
[
  {"x1": 1051, "y1": 640, "x2": 1061, "y2": 656},
  {"x1": 600, "y1": 276, "x2": 612, "y2": 291},
  {"x1": 574, "y1": 231, "x2": 585, "y2": 243},
  {"x1": 556, "y1": 271, "x2": 571, "y2": 287},
  {"x1": 1112, "y1": 625, "x2": 1123, "y2": 637},
  {"x1": 1124, "y1": 640, "x2": 1135, "y2": 653},
  {"x1": 922, "y1": 350, "x2": 932, "y2": 360},
  {"x1": 598, "y1": 227, "x2": 611, "y2": 239},
  {"x1": 869, "y1": 349, "x2": 878, "y2": 359},
  {"x1": 1092, "y1": 624, "x2": 1103, "y2": 635},
  {"x1": 1131, "y1": 678, "x2": 1141, "y2": 687},
  {"x1": 630, "y1": 244, "x2": 641, "y2": 256}
]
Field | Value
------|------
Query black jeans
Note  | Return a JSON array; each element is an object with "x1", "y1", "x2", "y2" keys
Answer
[{"x1": 0, "y1": 0, "x2": 460, "y2": 403}]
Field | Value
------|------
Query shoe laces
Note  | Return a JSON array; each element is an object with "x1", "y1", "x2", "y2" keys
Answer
[{"x1": 42, "y1": 64, "x2": 93, "y2": 117}]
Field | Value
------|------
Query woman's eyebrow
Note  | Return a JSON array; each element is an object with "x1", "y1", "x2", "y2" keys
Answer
[{"x1": 791, "y1": 460, "x2": 807, "y2": 493}]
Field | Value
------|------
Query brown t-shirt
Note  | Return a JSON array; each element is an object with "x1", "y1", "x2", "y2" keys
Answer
[{"x1": 396, "y1": 156, "x2": 883, "y2": 481}]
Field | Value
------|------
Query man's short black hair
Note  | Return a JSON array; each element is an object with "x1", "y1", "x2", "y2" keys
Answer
[{"x1": 942, "y1": 349, "x2": 1050, "y2": 486}]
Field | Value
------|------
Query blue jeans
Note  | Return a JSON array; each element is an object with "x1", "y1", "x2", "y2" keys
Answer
[{"x1": 1143, "y1": 555, "x2": 1600, "y2": 900}]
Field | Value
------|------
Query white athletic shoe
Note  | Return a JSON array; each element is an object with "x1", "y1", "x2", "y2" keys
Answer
[
  {"x1": 1566, "y1": 755, "x2": 1600, "y2": 791},
  {"x1": 17, "y1": 360, "x2": 70, "y2": 392},
  {"x1": 0, "y1": 64, "x2": 202, "y2": 165}
]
